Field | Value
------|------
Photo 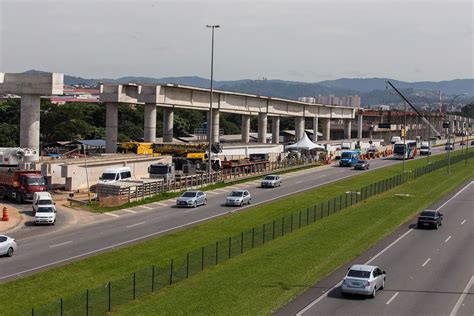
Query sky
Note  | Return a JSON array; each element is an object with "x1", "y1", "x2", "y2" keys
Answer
[{"x1": 0, "y1": 0, "x2": 472, "y2": 82}]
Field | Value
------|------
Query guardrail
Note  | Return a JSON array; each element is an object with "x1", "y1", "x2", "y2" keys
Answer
[{"x1": 26, "y1": 152, "x2": 473, "y2": 315}]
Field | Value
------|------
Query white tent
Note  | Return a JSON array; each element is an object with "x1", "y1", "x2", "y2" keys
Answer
[{"x1": 286, "y1": 133, "x2": 326, "y2": 151}]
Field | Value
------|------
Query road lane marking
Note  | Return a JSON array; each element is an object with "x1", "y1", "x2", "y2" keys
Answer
[
  {"x1": 445, "y1": 236, "x2": 452, "y2": 243},
  {"x1": 206, "y1": 191, "x2": 219, "y2": 195},
  {"x1": 461, "y1": 219, "x2": 466, "y2": 225},
  {"x1": 422, "y1": 258, "x2": 431, "y2": 267},
  {"x1": 126, "y1": 222, "x2": 146, "y2": 228},
  {"x1": 386, "y1": 292, "x2": 399, "y2": 305},
  {"x1": 104, "y1": 212, "x2": 120, "y2": 217},
  {"x1": 49, "y1": 241, "x2": 72, "y2": 248},
  {"x1": 449, "y1": 275, "x2": 474, "y2": 316},
  {"x1": 152, "y1": 202, "x2": 167, "y2": 206},
  {"x1": 123, "y1": 209, "x2": 137, "y2": 213},
  {"x1": 137, "y1": 206, "x2": 152, "y2": 210},
  {"x1": 295, "y1": 181, "x2": 303, "y2": 184},
  {"x1": 295, "y1": 181, "x2": 474, "y2": 316}
]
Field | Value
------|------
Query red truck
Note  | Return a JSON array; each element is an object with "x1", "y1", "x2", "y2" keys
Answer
[{"x1": 0, "y1": 168, "x2": 47, "y2": 203}]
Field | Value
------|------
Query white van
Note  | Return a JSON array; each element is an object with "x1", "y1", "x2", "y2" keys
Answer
[
  {"x1": 32, "y1": 192, "x2": 54, "y2": 213},
  {"x1": 99, "y1": 167, "x2": 132, "y2": 184},
  {"x1": 420, "y1": 141, "x2": 431, "y2": 156}
]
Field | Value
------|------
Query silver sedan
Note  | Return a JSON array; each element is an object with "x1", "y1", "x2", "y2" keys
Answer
[
  {"x1": 0, "y1": 235, "x2": 17, "y2": 257},
  {"x1": 176, "y1": 191, "x2": 207, "y2": 208},
  {"x1": 226, "y1": 190, "x2": 251, "y2": 206},
  {"x1": 261, "y1": 175, "x2": 282, "y2": 188},
  {"x1": 341, "y1": 264, "x2": 386, "y2": 298}
]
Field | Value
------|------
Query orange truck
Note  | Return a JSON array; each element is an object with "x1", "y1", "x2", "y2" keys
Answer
[{"x1": 0, "y1": 168, "x2": 47, "y2": 203}]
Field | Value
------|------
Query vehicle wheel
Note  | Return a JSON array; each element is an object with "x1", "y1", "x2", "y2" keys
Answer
[
  {"x1": 435, "y1": 222, "x2": 439, "y2": 230},
  {"x1": 240, "y1": 202, "x2": 243, "y2": 207},
  {"x1": 371, "y1": 287, "x2": 376, "y2": 298},
  {"x1": 16, "y1": 193, "x2": 23, "y2": 204},
  {"x1": 203, "y1": 199, "x2": 207, "y2": 205},
  {"x1": 439, "y1": 221, "x2": 442, "y2": 226},
  {"x1": 381, "y1": 279, "x2": 385, "y2": 290},
  {"x1": 248, "y1": 199, "x2": 251, "y2": 205},
  {"x1": 7, "y1": 247, "x2": 14, "y2": 257},
  {"x1": 193, "y1": 201, "x2": 197, "y2": 208}
]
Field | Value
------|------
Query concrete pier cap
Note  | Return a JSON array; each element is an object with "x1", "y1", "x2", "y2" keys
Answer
[{"x1": 99, "y1": 83, "x2": 143, "y2": 103}]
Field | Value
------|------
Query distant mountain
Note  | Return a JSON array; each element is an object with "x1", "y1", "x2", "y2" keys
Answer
[{"x1": 318, "y1": 78, "x2": 474, "y2": 96}]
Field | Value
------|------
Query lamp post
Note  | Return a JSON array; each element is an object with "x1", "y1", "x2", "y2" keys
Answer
[
  {"x1": 446, "y1": 93, "x2": 467, "y2": 174},
  {"x1": 206, "y1": 24, "x2": 219, "y2": 183}
]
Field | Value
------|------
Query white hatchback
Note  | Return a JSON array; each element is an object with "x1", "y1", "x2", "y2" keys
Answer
[{"x1": 0, "y1": 235, "x2": 17, "y2": 257}]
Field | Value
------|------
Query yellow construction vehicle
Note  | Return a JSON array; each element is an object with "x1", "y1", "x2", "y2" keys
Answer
[{"x1": 118, "y1": 142, "x2": 157, "y2": 155}]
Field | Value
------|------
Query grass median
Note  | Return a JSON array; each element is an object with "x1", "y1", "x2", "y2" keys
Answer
[
  {"x1": 1, "y1": 151, "x2": 468, "y2": 315},
  {"x1": 114, "y1": 156, "x2": 474, "y2": 315}
]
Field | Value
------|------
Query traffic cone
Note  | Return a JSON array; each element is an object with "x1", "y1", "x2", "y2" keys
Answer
[{"x1": 2, "y1": 207, "x2": 9, "y2": 221}]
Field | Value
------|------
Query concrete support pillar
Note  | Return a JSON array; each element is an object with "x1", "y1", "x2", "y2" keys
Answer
[
  {"x1": 144, "y1": 103, "x2": 157, "y2": 143},
  {"x1": 322, "y1": 118, "x2": 331, "y2": 141},
  {"x1": 295, "y1": 117, "x2": 305, "y2": 141},
  {"x1": 241, "y1": 114, "x2": 250, "y2": 143},
  {"x1": 312, "y1": 116, "x2": 319, "y2": 142},
  {"x1": 344, "y1": 119, "x2": 352, "y2": 139},
  {"x1": 105, "y1": 102, "x2": 118, "y2": 153},
  {"x1": 357, "y1": 115, "x2": 363, "y2": 140},
  {"x1": 20, "y1": 94, "x2": 41, "y2": 159},
  {"x1": 272, "y1": 116, "x2": 280, "y2": 144},
  {"x1": 211, "y1": 109, "x2": 220, "y2": 144},
  {"x1": 258, "y1": 112, "x2": 268, "y2": 143},
  {"x1": 163, "y1": 107, "x2": 174, "y2": 143}
]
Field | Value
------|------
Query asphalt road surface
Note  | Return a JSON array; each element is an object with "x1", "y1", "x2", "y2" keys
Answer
[
  {"x1": 0, "y1": 147, "x2": 455, "y2": 281},
  {"x1": 277, "y1": 180, "x2": 473, "y2": 316}
]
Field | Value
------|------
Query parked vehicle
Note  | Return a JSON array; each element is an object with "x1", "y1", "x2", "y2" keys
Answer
[
  {"x1": 261, "y1": 175, "x2": 281, "y2": 188},
  {"x1": 34, "y1": 205, "x2": 57, "y2": 225},
  {"x1": 98, "y1": 167, "x2": 132, "y2": 184},
  {"x1": 390, "y1": 136, "x2": 402, "y2": 144},
  {"x1": 339, "y1": 151, "x2": 360, "y2": 167},
  {"x1": 148, "y1": 163, "x2": 175, "y2": 181},
  {"x1": 32, "y1": 192, "x2": 54, "y2": 213},
  {"x1": 0, "y1": 235, "x2": 17, "y2": 257},
  {"x1": 226, "y1": 190, "x2": 251, "y2": 206},
  {"x1": 471, "y1": 140, "x2": 474, "y2": 146},
  {"x1": 0, "y1": 168, "x2": 47, "y2": 203},
  {"x1": 354, "y1": 160, "x2": 370, "y2": 170},
  {"x1": 365, "y1": 148, "x2": 378, "y2": 159},
  {"x1": 417, "y1": 209, "x2": 443, "y2": 229},
  {"x1": 419, "y1": 141, "x2": 431, "y2": 156},
  {"x1": 444, "y1": 142, "x2": 454, "y2": 151},
  {"x1": 393, "y1": 141, "x2": 417, "y2": 160},
  {"x1": 176, "y1": 191, "x2": 207, "y2": 208},
  {"x1": 341, "y1": 264, "x2": 386, "y2": 298}
]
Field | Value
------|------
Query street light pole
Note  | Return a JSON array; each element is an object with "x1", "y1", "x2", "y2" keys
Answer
[
  {"x1": 206, "y1": 24, "x2": 219, "y2": 183},
  {"x1": 403, "y1": 102, "x2": 407, "y2": 173},
  {"x1": 446, "y1": 93, "x2": 467, "y2": 175}
]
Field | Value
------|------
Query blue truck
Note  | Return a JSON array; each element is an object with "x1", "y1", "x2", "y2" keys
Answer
[{"x1": 339, "y1": 150, "x2": 360, "y2": 167}]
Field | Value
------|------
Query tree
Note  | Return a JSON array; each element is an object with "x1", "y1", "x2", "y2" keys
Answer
[{"x1": 461, "y1": 102, "x2": 474, "y2": 118}]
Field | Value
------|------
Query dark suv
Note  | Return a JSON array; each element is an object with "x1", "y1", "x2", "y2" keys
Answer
[{"x1": 417, "y1": 209, "x2": 443, "y2": 229}]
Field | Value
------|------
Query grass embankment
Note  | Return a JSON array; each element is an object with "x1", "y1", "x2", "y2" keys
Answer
[
  {"x1": 114, "y1": 158, "x2": 474, "y2": 315},
  {"x1": 83, "y1": 162, "x2": 322, "y2": 213},
  {"x1": 0, "y1": 152, "x2": 467, "y2": 314}
]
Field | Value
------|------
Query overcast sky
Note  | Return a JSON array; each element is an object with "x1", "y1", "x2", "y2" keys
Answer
[{"x1": 1, "y1": 0, "x2": 472, "y2": 82}]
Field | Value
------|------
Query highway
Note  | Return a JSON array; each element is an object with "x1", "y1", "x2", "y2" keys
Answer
[
  {"x1": 276, "y1": 180, "x2": 474, "y2": 316},
  {"x1": 0, "y1": 147, "x2": 451, "y2": 281}
]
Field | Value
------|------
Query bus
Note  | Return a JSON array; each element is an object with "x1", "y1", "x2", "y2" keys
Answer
[{"x1": 393, "y1": 140, "x2": 417, "y2": 160}]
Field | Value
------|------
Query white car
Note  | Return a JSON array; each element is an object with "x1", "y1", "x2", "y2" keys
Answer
[
  {"x1": 261, "y1": 175, "x2": 281, "y2": 188},
  {"x1": 0, "y1": 235, "x2": 17, "y2": 257},
  {"x1": 341, "y1": 264, "x2": 386, "y2": 298},
  {"x1": 34, "y1": 205, "x2": 57, "y2": 225},
  {"x1": 32, "y1": 191, "x2": 54, "y2": 213}
]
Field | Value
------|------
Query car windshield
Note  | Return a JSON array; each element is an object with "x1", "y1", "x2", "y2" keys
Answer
[
  {"x1": 230, "y1": 191, "x2": 244, "y2": 197},
  {"x1": 182, "y1": 192, "x2": 197, "y2": 198},
  {"x1": 101, "y1": 173, "x2": 116, "y2": 180},
  {"x1": 38, "y1": 199, "x2": 53, "y2": 205},
  {"x1": 347, "y1": 270, "x2": 371, "y2": 278},
  {"x1": 264, "y1": 176, "x2": 275, "y2": 180},
  {"x1": 420, "y1": 211, "x2": 436, "y2": 217},
  {"x1": 357, "y1": 160, "x2": 366, "y2": 164},
  {"x1": 37, "y1": 207, "x2": 54, "y2": 213},
  {"x1": 27, "y1": 177, "x2": 46, "y2": 186},
  {"x1": 341, "y1": 152, "x2": 352, "y2": 158},
  {"x1": 394, "y1": 145, "x2": 406, "y2": 154}
]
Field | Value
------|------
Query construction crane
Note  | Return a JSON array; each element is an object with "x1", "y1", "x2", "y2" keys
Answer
[{"x1": 386, "y1": 81, "x2": 442, "y2": 139}]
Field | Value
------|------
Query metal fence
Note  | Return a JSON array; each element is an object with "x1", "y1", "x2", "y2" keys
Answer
[{"x1": 27, "y1": 152, "x2": 473, "y2": 315}]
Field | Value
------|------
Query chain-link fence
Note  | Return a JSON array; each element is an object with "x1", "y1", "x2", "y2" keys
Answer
[{"x1": 27, "y1": 152, "x2": 473, "y2": 315}]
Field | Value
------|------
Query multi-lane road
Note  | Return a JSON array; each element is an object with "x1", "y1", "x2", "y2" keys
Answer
[
  {"x1": 0, "y1": 146, "x2": 452, "y2": 282},
  {"x1": 276, "y1": 180, "x2": 473, "y2": 316}
]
